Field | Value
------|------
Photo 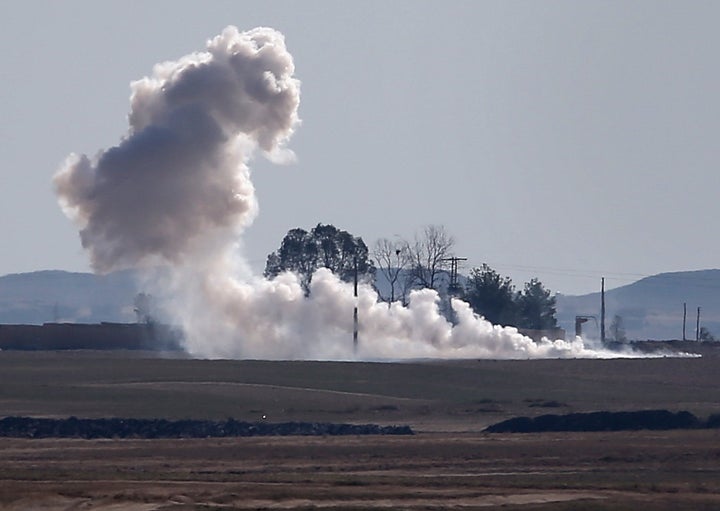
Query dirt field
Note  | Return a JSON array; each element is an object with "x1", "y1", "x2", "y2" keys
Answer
[{"x1": 1, "y1": 349, "x2": 720, "y2": 509}]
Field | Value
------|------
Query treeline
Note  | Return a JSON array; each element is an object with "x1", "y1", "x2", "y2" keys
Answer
[
  {"x1": 0, "y1": 416, "x2": 413, "y2": 439},
  {"x1": 264, "y1": 223, "x2": 557, "y2": 330},
  {"x1": 463, "y1": 264, "x2": 557, "y2": 330}
]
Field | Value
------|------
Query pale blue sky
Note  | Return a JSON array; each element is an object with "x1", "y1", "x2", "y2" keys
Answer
[{"x1": 2, "y1": 1, "x2": 719, "y2": 295}]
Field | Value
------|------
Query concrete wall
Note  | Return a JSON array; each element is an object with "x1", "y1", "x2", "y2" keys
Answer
[{"x1": 0, "y1": 323, "x2": 182, "y2": 351}]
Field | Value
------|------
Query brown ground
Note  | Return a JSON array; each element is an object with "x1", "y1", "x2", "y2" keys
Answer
[{"x1": 1, "y1": 348, "x2": 720, "y2": 510}]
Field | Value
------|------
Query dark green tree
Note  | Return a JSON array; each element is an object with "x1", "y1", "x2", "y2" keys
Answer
[
  {"x1": 463, "y1": 266, "x2": 559, "y2": 334},
  {"x1": 264, "y1": 223, "x2": 375, "y2": 293},
  {"x1": 516, "y1": 278, "x2": 558, "y2": 330},
  {"x1": 463, "y1": 264, "x2": 518, "y2": 326}
]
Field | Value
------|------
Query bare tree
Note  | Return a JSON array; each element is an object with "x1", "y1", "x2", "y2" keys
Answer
[
  {"x1": 406, "y1": 225, "x2": 455, "y2": 292},
  {"x1": 373, "y1": 238, "x2": 410, "y2": 304}
]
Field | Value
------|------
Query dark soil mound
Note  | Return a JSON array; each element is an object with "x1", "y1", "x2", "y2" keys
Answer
[
  {"x1": 705, "y1": 414, "x2": 720, "y2": 428},
  {"x1": 0, "y1": 416, "x2": 413, "y2": 439},
  {"x1": 484, "y1": 410, "x2": 700, "y2": 433}
]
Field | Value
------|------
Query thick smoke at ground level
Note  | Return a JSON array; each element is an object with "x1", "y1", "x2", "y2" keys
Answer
[
  {"x1": 55, "y1": 26, "x2": 658, "y2": 361},
  {"x1": 169, "y1": 267, "x2": 631, "y2": 360}
]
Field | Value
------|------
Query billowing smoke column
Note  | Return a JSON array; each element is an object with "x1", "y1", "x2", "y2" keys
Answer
[
  {"x1": 55, "y1": 26, "x2": 625, "y2": 360},
  {"x1": 56, "y1": 26, "x2": 298, "y2": 272}
]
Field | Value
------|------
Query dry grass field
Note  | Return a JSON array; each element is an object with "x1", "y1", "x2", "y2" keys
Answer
[{"x1": 1, "y1": 347, "x2": 720, "y2": 509}]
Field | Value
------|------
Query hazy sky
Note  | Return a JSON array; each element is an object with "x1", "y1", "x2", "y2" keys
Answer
[{"x1": 2, "y1": 1, "x2": 719, "y2": 296}]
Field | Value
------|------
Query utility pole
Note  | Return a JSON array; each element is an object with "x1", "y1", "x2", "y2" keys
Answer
[
  {"x1": 696, "y1": 306, "x2": 701, "y2": 342},
  {"x1": 600, "y1": 277, "x2": 606, "y2": 344},
  {"x1": 682, "y1": 302, "x2": 687, "y2": 341},
  {"x1": 442, "y1": 256, "x2": 468, "y2": 295},
  {"x1": 390, "y1": 248, "x2": 401, "y2": 304},
  {"x1": 353, "y1": 255, "x2": 358, "y2": 353}
]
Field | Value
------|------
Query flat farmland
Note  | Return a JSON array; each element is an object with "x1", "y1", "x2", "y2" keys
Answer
[{"x1": 1, "y1": 349, "x2": 720, "y2": 510}]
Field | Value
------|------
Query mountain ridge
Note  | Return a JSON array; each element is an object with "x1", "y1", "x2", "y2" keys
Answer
[
  {"x1": 556, "y1": 269, "x2": 720, "y2": 340},
  {"x1": 2, "y1": 268, "x2": 719, "y2": 341}
]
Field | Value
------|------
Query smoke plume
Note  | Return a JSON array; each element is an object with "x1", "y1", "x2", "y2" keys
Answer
[
  {"x1": 56, "y1": 26, "x2": 639, "y2": 360},
  {"x1": 55, "y1": 26, "x2": 299, "y2": 272}
]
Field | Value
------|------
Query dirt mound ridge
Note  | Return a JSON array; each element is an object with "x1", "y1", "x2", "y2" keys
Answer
[
  {"x1": 485, "y1": 409, "x2": 700, "y2": 433},
  {"x1": 0, "y1": 416, "x2": 413, "y2": 438}
]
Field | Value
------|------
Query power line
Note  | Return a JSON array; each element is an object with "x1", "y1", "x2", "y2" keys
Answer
[
  {"x1": 475, "y1": 261, "x2": 650, "y2": 280},
  {"x1": 472, "y1": 261, "x2": 720, "y2": 291},
  {"x1": 252, "y1": 252, "x2": 720, "y2": 293}
]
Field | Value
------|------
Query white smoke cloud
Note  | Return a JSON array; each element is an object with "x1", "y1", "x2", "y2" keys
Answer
[
  {"x1": 55, "y1": 26, "x2": 299, "y2": 273},
  {"x1": 158, "y1": 267, "x2": 636, "y2": 360},
  {"x1": 55, "y1": 26, "x2": 653, "y2": 361}
]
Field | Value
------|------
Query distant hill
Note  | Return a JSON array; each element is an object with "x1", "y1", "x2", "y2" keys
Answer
[
  {"x1": 377, "y1": 268, "x2": 720, "y2": 341},
  {"x1": 0, "y1": 267, "x2": 465, "y2": 326},
  {"x1": 0, "y1": 270, "x2": 140, "y2": 324},
  {"x1": 2, "y1": 268, "x2": 719, "y2": 341},
  {"x1": 556, "y1": 270, "x2": 720, "y2": 341}
]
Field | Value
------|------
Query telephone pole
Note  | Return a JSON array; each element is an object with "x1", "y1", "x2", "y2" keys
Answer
[
  {"x1": 353, "y1": 255, "x2": 359, "y2": 353},
  {"x1": 682, "y1": 302, "x2": 687, "y2": 341},
  {"x1": 442, "y1": 256, "x2": 467, "y2": 295},
  {"x1": 600, "y1": 277, "x2": 606, "y2": 344}
]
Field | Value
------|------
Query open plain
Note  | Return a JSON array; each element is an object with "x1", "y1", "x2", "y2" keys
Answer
[{"x1": 1, "y1": 346, "x2": 720, "y2": 510}]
